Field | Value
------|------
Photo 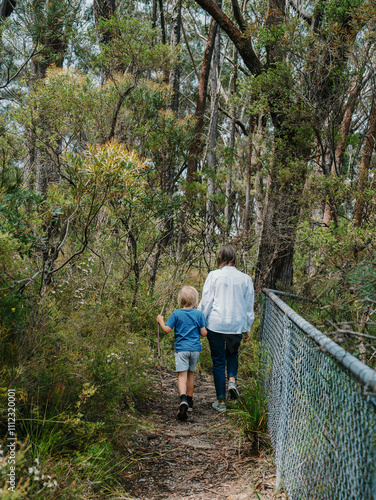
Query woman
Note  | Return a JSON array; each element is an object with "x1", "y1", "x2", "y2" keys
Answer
[{"x1": 198, "y1": 245, "x2": 255, "y2": 411}]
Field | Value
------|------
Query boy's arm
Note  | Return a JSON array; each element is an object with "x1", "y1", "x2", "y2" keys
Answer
[
  {"x1": 156, "y1": 314, "x2": 172, "y2": 334},
  {"x1": 200, "y1": 327, "x2": 207, "y2": 337}
]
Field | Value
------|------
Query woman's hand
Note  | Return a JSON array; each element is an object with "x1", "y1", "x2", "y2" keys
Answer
[
  {"x1": 242, "y1": 332, "x2": 250, "y2": 343},
  {"x1": 156, "y1": 314, "x2": 164, "y2": 324}
]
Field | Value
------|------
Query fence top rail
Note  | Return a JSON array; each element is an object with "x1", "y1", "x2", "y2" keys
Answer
[{"x1": 262, "y1": 288, "x2": 376, "y2": 394}]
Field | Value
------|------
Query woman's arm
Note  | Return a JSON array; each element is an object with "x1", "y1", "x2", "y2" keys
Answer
[{"x1": 244, "y1": 278, "x2": 255, "y2": 330}]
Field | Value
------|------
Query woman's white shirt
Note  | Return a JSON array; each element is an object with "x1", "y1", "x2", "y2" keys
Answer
[{"x1": 197, "y1": 266, "x2": 255, "y2": 334}]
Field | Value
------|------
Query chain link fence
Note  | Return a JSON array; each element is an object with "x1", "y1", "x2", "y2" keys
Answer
[{"x1": 260, "y1": 289, "x2": 376, "y2": 499}]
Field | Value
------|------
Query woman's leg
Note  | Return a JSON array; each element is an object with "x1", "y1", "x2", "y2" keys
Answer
[
  {"x1": 224, "y1": 334, "x2": 243, "y2": 380},
  {"x1": 207, "y1": 330, "x2": 226, "y2": 400}
]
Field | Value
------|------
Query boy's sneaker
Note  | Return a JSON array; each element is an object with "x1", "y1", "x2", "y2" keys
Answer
[
  {"x1": 177, "y1": 395, "x2": 188, "y2": 421},
  {"x1": 212, "y1": 400, "x2": 226, "y2": 412},
  {"x1": 187, "y1": 395, "x2": 193, "y2": 412},
  {"x1": 228, "y1": 381, "x2": 239, "y2": 400}
]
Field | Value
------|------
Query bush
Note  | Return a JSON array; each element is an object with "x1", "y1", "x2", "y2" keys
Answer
[{"x1": 0, "y1": 291, "x2": 156, "y2": 498}]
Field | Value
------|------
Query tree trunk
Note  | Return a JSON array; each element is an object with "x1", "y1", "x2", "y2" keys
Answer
[
  {"x1": 193, "y1": 0, "x2": 312, "y2": 290},
  {"x1": 152, "y1": 0, "x2": 157, "y2": 28},
  {"x1": 0, "y1": 0, "x2": 16, "y2": 20},
  {"x1": 253, "y1": 115, "x2": 265, "y2": 242},
  {"x1": 243, "y1": 117, "x2": 253, "y2": 232},
  {"x1": 322, "y1": 79, "x2": 360, "y2": 226},
  {"x1": 355, "y1": 98, "x2": 376, "y2": 227},
  {"x1": 225, "y1": 48, "x2": 238, "y2": 231},
  {"x1": 94, "y1": 0, "x2": 116, "y2": 43},
  {"x1": 158, "y1": 0, "x2": 167, "y2": 45},
  {"x1": 254, "y1": 165, "x2": 306, "y2": 290},
  {"x1": 186, "y1": 18, "x2": 218, "y2": 184},
  {"x1": 205, "y1": 23, "x2": 220, "y2": 243},
  {"x1": 169, "y1": 0, "x2": 182, "y2": 114}
]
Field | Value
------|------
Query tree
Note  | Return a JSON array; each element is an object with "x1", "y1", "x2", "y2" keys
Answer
[
  {"x1": 192, "y1": 0, "x2": 376, "y2": 290},
  {"x1": 192, "y1": 0, "x2": 311, "y2": 289}
]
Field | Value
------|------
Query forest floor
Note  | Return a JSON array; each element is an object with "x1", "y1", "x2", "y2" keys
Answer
[{"x1": 120, "y1": 369, "x2": 286, "y2": 500}]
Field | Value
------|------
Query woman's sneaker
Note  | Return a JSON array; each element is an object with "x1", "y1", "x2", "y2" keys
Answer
[
  {"x1": 228, "y1": 381, "x2": 239, "y2": 400},
  {"x1": 187, "y1": 395, "x2": 193, "y2": 412},
  {"x1": 177, "y1": 395, "x2": 188, "y2": 420},
  {"x1": 212, "y1": 400, "x2": 226, "y2": 412}
]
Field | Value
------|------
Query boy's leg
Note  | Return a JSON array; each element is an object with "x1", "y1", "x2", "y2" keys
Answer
[
  {"x1": 175, "y1": 352, "x2": 190, "y2": 420},
  {"x1": 187, "y1": 352, "x2": 199, "y2": 411},
  {"x1": 177, "y1": 370, "x2": 188, "y2": 395},
  {"x1": 187, "y1": 370, "x2": 194, "y2": 397},
  {"x1": 177, "y1": 370, "x2": 189, "y2": 420}
]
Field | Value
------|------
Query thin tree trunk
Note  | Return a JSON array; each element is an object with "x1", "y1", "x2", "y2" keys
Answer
[
  {"x1": 322, "y1": 80, "x2": 360, "y2": 226},
  {"x1": 158, "y1": 0, "x2": 169, "y2": 83},
  {"x1": 169, "y1": 0, "x2": 182, "y2": 114},
  {"x1": 205, "y1": 23, "x2": 221, "y2": 242},
  {"x1": 225, "y1": 48, "x2": 238, "y2": 230},
  {"x1": 186, "y1": 18, "x2": 218, "y2": 184},
  {"x1": 152, "y1": 0, "x2": 157, "y2": 28},
  {"x1": 0, "y1": 0, "x2": 16, "y2": 20},
  {"x1": 355, "y1": 98, "x2": 376, "y2": 227},
  {"x1": 158, "y1": 0, "x2": 167, "y2": 45},
  {"x1": 243, "y1": 117, "x2": 253, "y2": 232},
  {"x1": 253, "y1": 115, "x2": 265, "y2": 242}
]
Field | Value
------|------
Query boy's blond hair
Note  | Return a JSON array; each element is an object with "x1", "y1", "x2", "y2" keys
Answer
[{"x1": 178, "y1": 286, "x2": 199, "y2": 308}]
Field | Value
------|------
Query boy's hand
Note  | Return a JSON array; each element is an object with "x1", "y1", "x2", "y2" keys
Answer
[{"x1": 156, "y1": 315, "x2": 172, "y2": 334}]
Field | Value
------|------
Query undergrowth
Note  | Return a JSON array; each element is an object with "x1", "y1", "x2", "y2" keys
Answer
[{"x1": 0, "y1": 291, "x2": 157, "y2": 498}]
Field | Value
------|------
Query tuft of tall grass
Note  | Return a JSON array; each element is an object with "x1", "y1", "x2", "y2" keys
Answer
[
  {"x1": 228, "y1": 378, "x2": 269, "y2": 449},
  {"x1": 228, "y1": 324, "x2": 270, "y2": 450}
]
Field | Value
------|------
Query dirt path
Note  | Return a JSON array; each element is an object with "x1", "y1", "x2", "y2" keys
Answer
[{"x1": 121, "y1": 370, "x2": 286, "y2": 499}]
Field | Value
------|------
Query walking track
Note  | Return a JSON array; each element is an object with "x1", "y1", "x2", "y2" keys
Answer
[{"x1": 120, "y1": 370, "x2": 286, "y2": 499}]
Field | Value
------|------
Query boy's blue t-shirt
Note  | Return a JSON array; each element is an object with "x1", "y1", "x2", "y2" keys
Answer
[{"x1": 165, "y1": 308, "x2": 206, "y2": 352}]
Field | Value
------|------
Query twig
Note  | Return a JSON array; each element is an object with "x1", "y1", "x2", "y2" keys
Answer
[
  {"x1": 327, "y1": 329, "x2": 376, "y2": 340},
  {"x1": 197, "y1": 485, "x2": 227, "y2": 497},
  {"x1": 157, "y1": 305, "x2": 165, "y2": 406}
]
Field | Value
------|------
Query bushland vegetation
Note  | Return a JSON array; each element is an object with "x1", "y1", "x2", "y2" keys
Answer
[{"x1": 1, "y1": 0, "x2": 376, "y2": 497}]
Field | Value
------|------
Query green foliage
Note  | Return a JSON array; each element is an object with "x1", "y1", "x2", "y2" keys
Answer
[
  {"x1": 0, "y1": 290, "x2": 156, "y2": 498},
  {"x1": 256, "y1": 23, "x2": 289, "y2": 49},
  {"x1": 229, "y1": 379, "x2": 268, "y2": 443},
  {"x1": 97, "y1": 16, "x2": 178, "y2": 76},
  {"x1": 324, "y1": 0, "x2": 363, "y2": 24},
  {"x1": 294, "y1": 214, "x2": 376, "y2": 368}
]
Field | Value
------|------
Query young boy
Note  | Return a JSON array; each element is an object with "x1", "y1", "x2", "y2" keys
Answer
[{"x1": 156, "y1": 286, "x2": 207, "y2": 421}]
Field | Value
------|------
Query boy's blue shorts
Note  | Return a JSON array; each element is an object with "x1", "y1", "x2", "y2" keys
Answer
[{"x1": 174, "y1": 351, "x2": 200, "y2": 372}]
